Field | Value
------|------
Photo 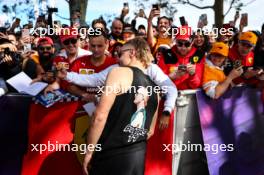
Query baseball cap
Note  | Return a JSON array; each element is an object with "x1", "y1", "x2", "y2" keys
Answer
[
  {"x1": 37, "y1": 37, "x2": 54, "y2": 47},
  {"x1": 209, "y1": 42, "x2": 229, "y2": 57},
  {"x1": 176, "y1": 25, "x2": 192, "y2": 41},
  {"x1": 239, "y1": 31, "x2": 258, "y2": 46},
  {"x1": 59, "y1": 27, "x2": 78, "y2": 43}
]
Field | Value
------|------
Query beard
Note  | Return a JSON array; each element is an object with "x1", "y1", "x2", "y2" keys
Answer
[{"x1": 39, "y1": 52, "x2": 54, "y2": 71}]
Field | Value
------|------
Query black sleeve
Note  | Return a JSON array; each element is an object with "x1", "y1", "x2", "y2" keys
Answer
[{"x1": 23, "y1": 59, "x2": 37, "y2": 79}]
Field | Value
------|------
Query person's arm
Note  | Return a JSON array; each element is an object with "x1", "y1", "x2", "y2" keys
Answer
[
  {"x1": 147, "y1": 96, "x2": 159, "y2": 139},
  {"x1": 82, "y1": 67, "x2": 132, "y2": 175},
  {"x1": 147, "y1": 9, "x2": 160, "y2": 48},
  {"x1": 65, "y1": 64, "x2": 118, "y2": 87},
  {"x1": 147, "y1": 63, "x2": 177, "y2": 113},
  {"x1": 203, "y1": 66, "x2": 243, "y2": 99},
  {"x1": 187, "y1": 61, "x2": 204, "y2": 89},
  {"x1": 67, "y1": 84, "x2": 96, "y2": 102}
]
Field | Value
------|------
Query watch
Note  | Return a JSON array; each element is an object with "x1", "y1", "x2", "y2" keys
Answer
[{"x1": 162, "y1": 110, "x2": 171, "y2": 117}]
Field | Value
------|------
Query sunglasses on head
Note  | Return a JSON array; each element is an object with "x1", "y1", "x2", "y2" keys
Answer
[
  {"x1": 239, "y1": 40, "x2": 254, "y2": 48},
  {"x1": 38, "y1": 46, "x2": 52, "y2": 51},
  {"x1": 63, "y1": 38, "x2": 78, "y2": 45},
  {"x1": 177, "y1": 41, "x2": 191, "y2": 48},
  {"x1": 117, "y1": 49, "x2": 133, "y2": 58}
]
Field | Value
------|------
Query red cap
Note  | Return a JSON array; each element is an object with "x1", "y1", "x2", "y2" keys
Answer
[
  {"x1": 37, "y1": 37, "x2": 54, "y2": 46},
  {"x1": 59, "y1": 27, "x2": 78, "y2": 43},
  {"x1": 176, "y1": 25, "x2": 192, "y2": 41}
]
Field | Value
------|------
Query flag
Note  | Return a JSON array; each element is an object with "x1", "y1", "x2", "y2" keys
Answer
[
  {"x1": 145, "y1": 100, "x2": 174, "y2": 175},
  {"x1": 21, "y1": 101, "x2": 83, "y2": 175}
]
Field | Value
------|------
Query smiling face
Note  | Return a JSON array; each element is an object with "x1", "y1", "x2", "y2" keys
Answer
[
  {"x1": 194, "y1": 33, "x2": 205, "y2": 47},
  {"x1": 176, "y1": 40, "x2": 193, "y2": 56},
  {"x1": 62, "y1": 37, "x2": 79, "y2": 55},
  {"x1": 158, "y1": 17, "x2": 170, "y2": 34},
  {"x1": 38, "y1": 41, "x2": 54, "y2": 58}
]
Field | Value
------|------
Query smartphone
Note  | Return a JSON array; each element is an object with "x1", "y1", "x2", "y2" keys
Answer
[
  {"x1": 233, "y1": 60, "x2": 242, "y2": 69},
  {"x1": 179, "y1": 16, "x2": 186, "y2": 26},
  {"x1": 241, "y1": 13, "x2": 248, "y2": 27},
  {"x1": 123, "y1": 2, "x2": 129, "y2": 8},
  {"x1": 22, "y1": 29, "x2": 31, "y2": 52},
  {"x1": 152, "y1": 4, "x2": 160, "y2": 10},
  {"x1": 200, "y1": 14, "x2": 208, "y2": 26},
  {"x1": 178, "y1": 64, "x2": 187, "y2": 71}
]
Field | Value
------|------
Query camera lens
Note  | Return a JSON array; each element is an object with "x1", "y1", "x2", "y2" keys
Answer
[{"x1": 4, "y1": 48, "x2": 10, "y2": 55}]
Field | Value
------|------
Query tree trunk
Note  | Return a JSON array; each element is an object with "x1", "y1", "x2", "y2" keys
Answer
[
  {"x1": 213, "y1": 0, "x2": 224, "y2": 28},
  {"x1": 69, "y1": 0, "x2": 88, "y2": 25}
]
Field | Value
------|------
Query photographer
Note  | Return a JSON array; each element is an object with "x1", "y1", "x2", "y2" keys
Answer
[{"x1": 0, "y1": 32, "x2": 22, "y2": 81}]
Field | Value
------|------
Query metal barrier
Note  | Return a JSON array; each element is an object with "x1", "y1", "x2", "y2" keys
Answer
[{"x1": 173, "y1": 89, "x2": 209, "y2": 175}]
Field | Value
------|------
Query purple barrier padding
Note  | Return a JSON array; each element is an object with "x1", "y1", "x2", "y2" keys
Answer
[
  {"x1": 0, "y1": 94, "x2": 31, "y2": 175},
  {"x1": 196, "y1": 87, "x2": 264, "y2": 175}
]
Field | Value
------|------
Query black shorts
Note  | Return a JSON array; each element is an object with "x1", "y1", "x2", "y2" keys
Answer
[{"x1": 90, "y1": 143, "x2": 146, "y2": 175}]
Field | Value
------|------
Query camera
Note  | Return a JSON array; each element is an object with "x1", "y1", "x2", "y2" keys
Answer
[
  {"x1": 178, "y1": 64, "x2": 187, "y2": 71},
  {"x1": 0, "y1": 48, "x2": 21, "y2": 64},
  {"x1": 233, "y1": 60, "x2": 242, "y2": 69}
]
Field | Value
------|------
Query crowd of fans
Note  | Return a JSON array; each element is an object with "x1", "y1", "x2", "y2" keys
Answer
[
  {"x1": 0, "y1": 5, "x2": 264, "y2": 99},
  {"x1": 1, "y1": 3, "x2": 264, "y2": 175}
]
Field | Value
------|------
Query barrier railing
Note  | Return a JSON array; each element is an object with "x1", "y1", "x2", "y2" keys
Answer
[{"x1": 1, "y1": 87, "x2": 264, "y2": 175}]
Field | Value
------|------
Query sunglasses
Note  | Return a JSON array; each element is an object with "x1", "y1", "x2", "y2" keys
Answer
[
  {"x1": 118, "y1": 49, "x2": 133, "y2": 57},
  {"x1": 239, "y1": 40, "x2": 254, "y2": 48},
  {"x1": 177, "y1": 41, "x2": 191, "y2": 48},
  {"x1": 38, "y1": 46, "x2": 52, "y2": 51},
  {"x1": 63, "y1": 38, "x2": 78, "y2": 45}
]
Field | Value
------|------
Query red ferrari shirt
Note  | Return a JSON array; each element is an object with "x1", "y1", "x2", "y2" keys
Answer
[
  {"x1": 229, "y1": 45, "x2": 258, "y2": 86},
  {"x1": 158, "y1": 46, "x2": 205, "y2": 90}
]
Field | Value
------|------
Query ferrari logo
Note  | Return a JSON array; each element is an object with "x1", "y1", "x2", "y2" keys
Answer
[
  {"x1": 193, "y1": 56, "x2": 199, "y2": 63},
  {"x1": 248, "y1": 57, "x2": 253, "y2": 64}
]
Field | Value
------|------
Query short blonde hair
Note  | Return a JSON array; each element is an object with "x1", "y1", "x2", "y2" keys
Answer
[{"x1": 124, "y1": 37, "x2": 153, "y2": 66}]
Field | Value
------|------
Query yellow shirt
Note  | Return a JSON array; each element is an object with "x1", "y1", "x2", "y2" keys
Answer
[
  {"x1": 153, "y1": 37, "x2": 172, "y2": 54},
  {"x1": 202, "y1": 59, "x2": 226, "y2": 98}
]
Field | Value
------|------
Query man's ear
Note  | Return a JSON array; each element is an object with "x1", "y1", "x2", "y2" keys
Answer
[{"x1": 129, "y1": 49, "x2": 135, "y2": 58}]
